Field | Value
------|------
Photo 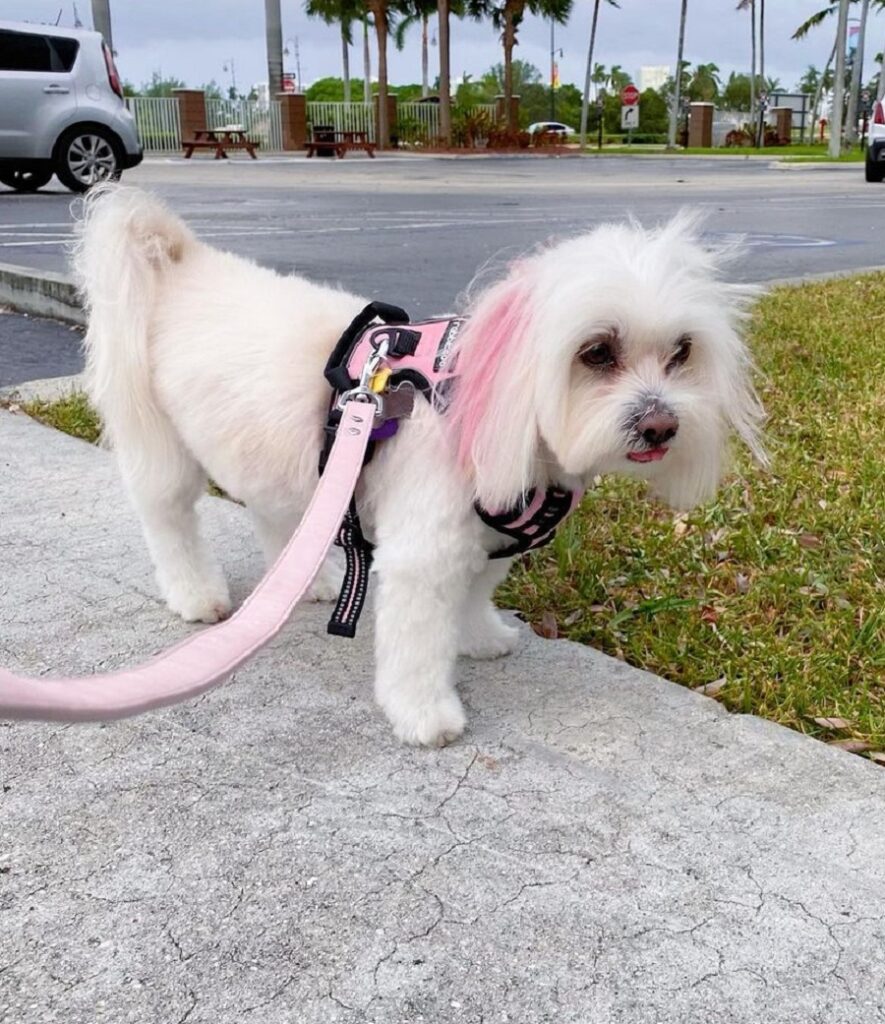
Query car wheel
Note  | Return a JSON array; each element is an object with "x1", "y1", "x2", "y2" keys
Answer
[
  {"x1": 865, "y1": 155, "x2": 885, "y2": 183},
  {"x1": 54, "y1": 126, "x2": 122, "y2": 193},
  {"x1": 0, "y1": 167, "x2": 54, "y2": 192}
]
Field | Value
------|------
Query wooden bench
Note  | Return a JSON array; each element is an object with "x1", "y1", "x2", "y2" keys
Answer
[
  {"x1": 306, "y1": 128, "x2": 376, "y2": 159},
  {"x1": 183, "y1": 128, "x2": 259, "y2": 160}
]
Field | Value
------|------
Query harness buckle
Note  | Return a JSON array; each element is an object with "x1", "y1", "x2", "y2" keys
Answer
[{"x1": 335, "y1": 338, "x2": 390, "y2": 416}]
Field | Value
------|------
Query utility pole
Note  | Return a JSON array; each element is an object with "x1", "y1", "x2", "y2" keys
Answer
[
  {"x1": 90, "y1": 0, "x2": 113, "y2": 52},
  {"x1": 829, "y1": 0, "x2": 850, "y2": 157},
  {"x1": 667, "y1": 0, "x2": 688, "y2": 149},
  {"x1": 265, "y1": 0, "x2": 284, "y2": 99},
  {"x1": 550, "y1": 19, "x2": 562, "y2": 120}
]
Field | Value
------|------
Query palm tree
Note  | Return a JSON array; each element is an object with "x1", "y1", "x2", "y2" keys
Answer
[
  {"x1": 879, "y1": 43, "x2": 885, "y2": 102},
  {"x1": 396, "y1": 0, "x2": 438, "y2": 96},
  {"x1": 736, "y1": 1, "x2": 756, "y2": 147},
  {"x1": 363, "y1": 14, "x2": 372, "y2": 104},
  {"x1": 830, "y1": 0, "x2": 851, "y2": 156},
  {"x1": 90, "y1": 0, "x2": 113, "y2": 51},
  {"x1": 845, "y1": 0, "x2": 870, "y2": 143},
  {"x1": 591, "y1": 62, "x2": 607, "y2": 97},
  {"x1": 472, "y1": 0, "x2": 573, "y2": 132},
  {"x1": 691, "y1": 61, "x2": 721, "y2": 101},
  {"x1": 305, "y1": 0, "x2": 360, "y2": 103},
  {"x1": 265, "y1": 0, "x2": 284, "y2": 98},
  {"x1": 364, "y1": 0, "x2": 400, "y2": 146},
  {"x1": 439, "y1": 0, "x2": 452, "y2": 142},
  {"x1": 667, "y1": 0, "x2": 688, "y2": 148}
]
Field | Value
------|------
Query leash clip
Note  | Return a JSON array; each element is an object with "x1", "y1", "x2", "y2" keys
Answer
[{"x1": 336, "y1": 338, "x2": 389, "y2": 416}]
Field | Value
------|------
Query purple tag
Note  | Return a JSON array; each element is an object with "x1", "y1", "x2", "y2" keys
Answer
[{"x1": 370, "y1": 419, "x2": 399, "y2": 441}]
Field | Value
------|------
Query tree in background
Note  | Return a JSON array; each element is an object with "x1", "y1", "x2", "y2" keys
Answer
[
  {"x1": 722, "y1": 71, "x2": 752, "y2": 110},
  {"x1": 305, "y1": 0, "x2": 361, "y2": 103},
  {"x1": 688, "y1": 61, "x2": 720, "y2": 101},
  {"x1": 667, "y1": 0, "x2": 688, "y2": 148},
  {"x1": 139, "y1": 72, "x2": 187, "y2": 97},
  {"x1": 395, "y1": 0, "x2": 438, "y2": 97},
  {"x1": 578, "y1": 1, "x2": 619, "y2": 147},
  {"x1": 470, "y1": 0, "x2": 573, "y2": 132},
  {"x1": 265, "y1": 0, "x2": 284, "y2": 98},
  {"x1": 736, "y1": 0, "x2": 756, "y2": 142}
]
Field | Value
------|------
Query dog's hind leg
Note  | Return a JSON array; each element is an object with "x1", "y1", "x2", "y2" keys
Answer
[
  {"x1": 119, "y1": 436, "x2": 232, "y2": 625},
  {"x1": 249, "y1": 505, "x2": 344, "y2": 602}
]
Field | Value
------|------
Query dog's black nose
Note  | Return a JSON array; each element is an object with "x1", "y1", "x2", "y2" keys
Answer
[{"x1": 636, "y1": 411, "x2": 679, "y2": 447}]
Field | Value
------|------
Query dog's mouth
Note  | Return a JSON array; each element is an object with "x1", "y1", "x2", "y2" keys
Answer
[{"x1": 627, "y1": 446, "x2": 669, "y2": 463}]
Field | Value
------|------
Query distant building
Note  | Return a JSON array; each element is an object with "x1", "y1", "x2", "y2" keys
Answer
[{"x1": 640, "y1": 65, "x2": 670, "y2": 92}]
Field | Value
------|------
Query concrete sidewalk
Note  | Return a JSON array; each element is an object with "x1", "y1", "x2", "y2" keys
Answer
[{"x1": 1, "y1": 407, "x2": 884, "y2": 1024}]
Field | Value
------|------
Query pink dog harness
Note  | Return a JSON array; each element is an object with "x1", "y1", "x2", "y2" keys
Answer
[
  {"x1": 0, "y1": 302, "x2": 582, "y2": 722},
  {"x1": 322, "y1": 302, "x2": 583, "y2": 637}
]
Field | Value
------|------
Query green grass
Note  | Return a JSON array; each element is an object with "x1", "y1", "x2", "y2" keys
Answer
[
  {"x1": 502, "y1": 274, "x2": 885, "y2": 757},
  {"x1": 8, "y1": 277, "x2": 885, "y2": 755},
  {"x1": 582, "y1": 144, "x2": 865, "y2": 162},
  {"x1": 16, "y1": 391, "x2": 101, "y2": 444}
]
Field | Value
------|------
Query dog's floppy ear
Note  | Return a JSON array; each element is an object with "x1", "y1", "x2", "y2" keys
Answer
[{"x1": 449, "y1": 266, "x2": 540, "y2": 509}]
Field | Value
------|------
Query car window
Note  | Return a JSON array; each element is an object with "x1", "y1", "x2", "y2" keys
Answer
[{"x1": 0, "y1": 30, "x2": 79, "y2": 73}]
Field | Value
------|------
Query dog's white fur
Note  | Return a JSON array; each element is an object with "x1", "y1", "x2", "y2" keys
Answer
[{"x1": 73, "y1": 186, "x2": 763, "y2": 747}]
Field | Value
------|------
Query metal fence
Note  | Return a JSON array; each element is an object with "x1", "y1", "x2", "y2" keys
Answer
[
  {"x1": 306, "y1": 102, "x2": 376, "y2": 143},
  {"x1": 125, "y1": 96, "x2": 181, "y2": 153},
  {"x1": 397, "y1": 102, "x2": 439, "y2": 144},
  {"x1": 205, "y1": 98, "x2": 283, "y2": 151}
]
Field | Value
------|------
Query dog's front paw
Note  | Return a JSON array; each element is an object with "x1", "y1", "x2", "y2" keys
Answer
[
  {"x1": 164, "y1": 580, "x2": 232, "y2": 624},
  {"x1": 383, "y1": 692, "x2": 466, "y2": 748},
  {"x1": 459, "y1": 614, "x2": 520, "y2": 660}
]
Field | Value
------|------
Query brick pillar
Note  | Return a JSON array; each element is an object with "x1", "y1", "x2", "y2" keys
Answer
[
  {"x1": 277, "y1": 93, "x2": 307, "y2": 150},
  {"x1": 173, "y1": 89, "x2": 207, "y2": 143},
  {"x1": 373, "y1": 93, "x2": 398, "y2": 147},
  {"x1": 495, "y1": 94, "x2": 520, "y2": 128},
  {"x1": 770, "y1": 107, "x2": 793, "y2": 145},
  {"x1": 688, "y1": 102, "x2": 714, "y2": 148}
]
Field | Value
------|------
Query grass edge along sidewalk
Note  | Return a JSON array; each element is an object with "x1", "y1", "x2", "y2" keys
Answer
[{"x1": 6, "y1": 274, "x2": 885, "y2": 758}]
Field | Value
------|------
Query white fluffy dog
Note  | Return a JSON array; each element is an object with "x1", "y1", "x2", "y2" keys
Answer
[{"x1": 74, "y1": 186, "x2": 763, "y2": 747}]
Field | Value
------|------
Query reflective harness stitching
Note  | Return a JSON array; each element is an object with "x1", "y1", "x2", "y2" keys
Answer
[{"x1": 322, "y1": 303, "x2": 584, "y2": 638}]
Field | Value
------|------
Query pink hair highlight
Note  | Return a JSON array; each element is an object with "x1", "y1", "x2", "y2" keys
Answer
[{"x1": 448, "y1": 274, "x2": 535, "y2": 473}]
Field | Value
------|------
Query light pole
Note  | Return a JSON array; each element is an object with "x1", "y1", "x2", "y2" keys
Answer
[
  {"x1": 550, "y1": 18, "x2": 562, "y2": 121},
  {"x1": 284, "y1": 38, "x2": 303, "y2": 93},
  {"x1": 223, "y1": 58, "x2": 237, "y2": 99}
]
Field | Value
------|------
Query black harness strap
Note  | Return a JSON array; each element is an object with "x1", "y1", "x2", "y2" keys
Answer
[
  {"x1": 477, "y1": 487, "x2": 575, "y2": 560},
  {"x1": 327, "y1": 499, "x2": 374, "y2": 638}
]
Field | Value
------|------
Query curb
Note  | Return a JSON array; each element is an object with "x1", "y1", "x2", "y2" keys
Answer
[{"x1": 0, "y1": 261, "x2": 84, "y2": 326}]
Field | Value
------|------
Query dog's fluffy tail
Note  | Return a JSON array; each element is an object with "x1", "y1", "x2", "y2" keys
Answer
[{"x1": 72, "y1": 184, "x2": 195, "y2": 449}]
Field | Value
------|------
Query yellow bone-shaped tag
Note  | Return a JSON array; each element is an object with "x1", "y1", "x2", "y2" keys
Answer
[{"x1": 370, "y1": 368, "x2": 392, "y2": 394}]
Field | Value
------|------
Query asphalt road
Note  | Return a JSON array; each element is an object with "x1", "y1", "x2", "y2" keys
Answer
[{"x1": 1, "y1": 153, "x2": 883, "y2": 383}]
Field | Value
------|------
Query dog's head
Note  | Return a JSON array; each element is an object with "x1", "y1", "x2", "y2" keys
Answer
[{"x1": 449, "y1": 214, "x2": 766, "y2": 510}]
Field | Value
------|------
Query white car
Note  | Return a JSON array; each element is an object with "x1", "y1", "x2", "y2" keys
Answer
[
  {"x1": 866, "y1": 98, "x2": 884, "y2": 183},
  {"x1": 0, "y1": 20, "x2": 143, "y2": 192},
  {"x1": 527, "y1": 121, "x2": 577, "y2": 137}
]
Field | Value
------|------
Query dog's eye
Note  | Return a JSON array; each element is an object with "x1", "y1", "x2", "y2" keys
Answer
[
  {"x1": 667, "y1": 336, "x2": 692, "y2": 371},
  {"x1": 580, "y1": 341, "x2": 616, "y2": 369}
]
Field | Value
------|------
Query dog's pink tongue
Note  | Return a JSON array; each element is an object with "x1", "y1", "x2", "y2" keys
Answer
[{"x1": 627, "y1": 447, "x2": 669, "y2": 463}]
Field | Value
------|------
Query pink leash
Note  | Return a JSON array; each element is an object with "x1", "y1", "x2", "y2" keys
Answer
[{"x1": 0, "y1": 399, "x2": 374, "y2": 722}]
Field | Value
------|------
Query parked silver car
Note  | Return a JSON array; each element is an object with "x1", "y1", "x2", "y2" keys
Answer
[{"x1": 0, "y1": 20, "x2": 142, "y2": 193}]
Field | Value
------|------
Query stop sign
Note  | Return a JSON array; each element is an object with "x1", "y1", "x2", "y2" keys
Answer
[{"x1": 621, "y1": 84, "x2": 640, "y2": 105}]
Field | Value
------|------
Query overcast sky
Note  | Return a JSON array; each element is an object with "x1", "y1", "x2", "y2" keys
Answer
[{"x1": 3, "y1": 1, "x2": 884, "y2": 96}]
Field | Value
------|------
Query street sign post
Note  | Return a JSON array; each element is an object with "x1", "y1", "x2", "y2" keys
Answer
[
  {"x1": 621, "y1": 105, "x2": 639, "y2": 131},
  {"x1": 621, "y1": 84, "x2": 640, "y2": 143}
]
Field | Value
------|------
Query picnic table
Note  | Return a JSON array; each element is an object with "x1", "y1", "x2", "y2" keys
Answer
[
  {"x1": 306, "y1": 127, "x2": 376, "y2": 159},
  {"x1": 183, "y1": 127, "x2": 259, "y2": 160}
]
